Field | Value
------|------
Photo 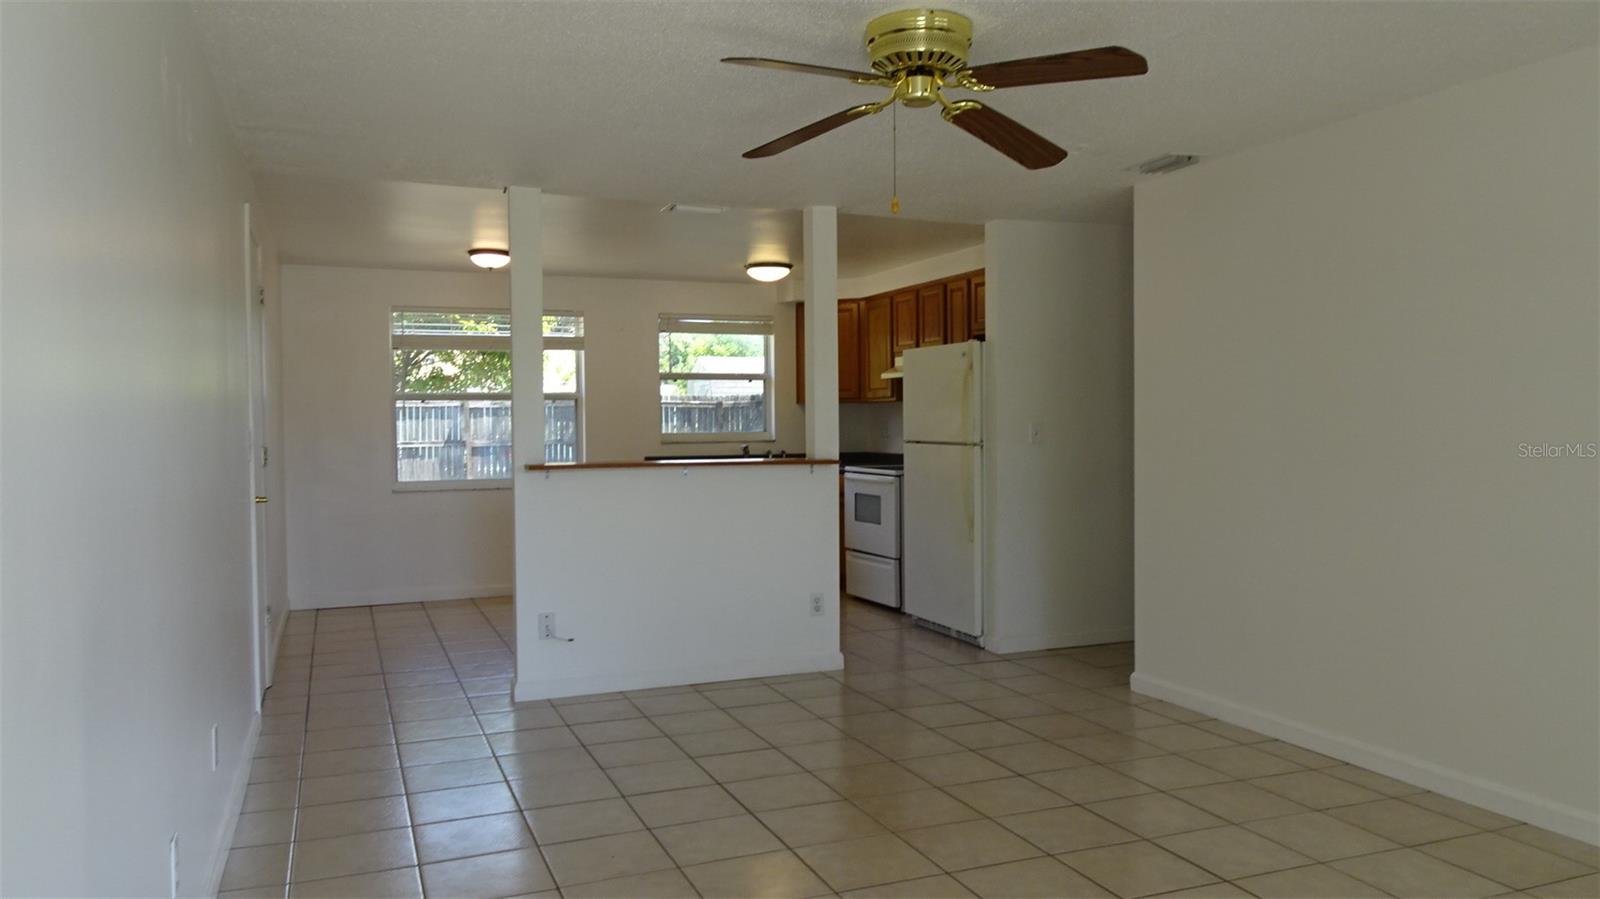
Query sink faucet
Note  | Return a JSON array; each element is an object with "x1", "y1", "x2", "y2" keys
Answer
[{"x1": 741, "y1": 444, "x2": 751, "y2": 457}]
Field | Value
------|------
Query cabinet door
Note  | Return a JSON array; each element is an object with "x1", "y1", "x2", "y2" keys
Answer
[
  {"x1": 861, "y1": 295, "x2": 897, "y2": 402},
  {"x1": 970, "y1": 271, "x2": 986, "y2": 337},
  {"x1": 794, "y1": 303, "x2": 806, "y2": 405},
  {"x1": 947, "y1": 278, "x2": 971, "y2": 343},
  {"x1": 837, "y1": 299, "x2": 863, "y2": 402},
  {"x1": 918, "y1": 283, "x2": 947, "y2": 346},
  {"x1": 891, "y1": 290, "x2": 919, "y2": 353}
]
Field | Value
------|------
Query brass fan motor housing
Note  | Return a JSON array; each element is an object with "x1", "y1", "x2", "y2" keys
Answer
[{"x1": 864, "y1": 9, "x2": 974, "y2": 106}]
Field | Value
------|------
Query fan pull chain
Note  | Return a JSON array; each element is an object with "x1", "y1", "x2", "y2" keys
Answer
[{"x1": 890, "y1": 102, "x2": 900, "y2": 215}]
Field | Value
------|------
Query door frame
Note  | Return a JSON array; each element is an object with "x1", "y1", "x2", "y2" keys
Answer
[{"x1": 244, "y1": 203, "x2": 274, "y2": 707}]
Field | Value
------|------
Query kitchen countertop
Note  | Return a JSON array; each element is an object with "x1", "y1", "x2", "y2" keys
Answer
[{"x1": 525, "y1": 457, "x2": 838, "y2": 472}]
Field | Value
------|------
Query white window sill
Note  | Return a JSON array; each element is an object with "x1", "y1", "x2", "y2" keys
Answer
[{"x1": 393, "y1": 479, "x2": 512, "y2": 493}]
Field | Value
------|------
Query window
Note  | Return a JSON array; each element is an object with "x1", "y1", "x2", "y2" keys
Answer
[
  {"x1": 658, "y1": 314, "x2": 773, "y2": 441},
  {"x1": 541, "y1": 313, "x2": 584, "y2": 464},
  {"x1": 391, "y1": 309, "x2": 583, "y2": 484}
]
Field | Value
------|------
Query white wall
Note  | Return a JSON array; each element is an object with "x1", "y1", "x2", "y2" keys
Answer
[
  {"x1": 840, "y1": 404, "x2": 905, "y2": 454},
  {"x1": 982, "y1": 221, "x2": 1134, "y2": 654},
  {"x1": 838, "y1": 243, "x2": 984, "y2": 299},
  {"x1": 514, "y1": 465, "x2": 843, "y2": 700},
  {"x1": 1132, "y1": 48, "x2": 1599, "y2": 842},
  {"x1": 279, "y1": 266, "x2": 805, "y2": 609},
  {"x1": 1, "y1": 3, "x2": 274, "y2": 894},
  {"x1": 281, "y1": 265, "x2": 516, "y2": 609},
  {"x1": 545, "y1": 274, "x2": 805, "y2": 461}
]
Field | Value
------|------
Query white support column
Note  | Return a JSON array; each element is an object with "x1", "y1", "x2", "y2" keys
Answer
[
  {"x1": 509, "y1": 186, "x2": 544, "y2": 698},
  {"x1": 802, "y1": 206, "x2": 840, "y2": 459},
  {"x1": 801, "y1": 205, "x2": 842, "y2": 649}
]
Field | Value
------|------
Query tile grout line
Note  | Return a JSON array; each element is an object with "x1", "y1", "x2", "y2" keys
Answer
[
  {"x1": 390, "y1": 603, "x2": 432, "y2": 896},
  {"x1": 237, "y1": 600, "x2": 1597, "y2": 899},
  {"x1": 276, "y1": 608, "x2": 316, "y2": 899},
  {"x1": 453, "y1": 598, "x2": 580, "y2": 898},
  {"x1": 551, "y1": 689, "x2": 709, "y2": 895}
]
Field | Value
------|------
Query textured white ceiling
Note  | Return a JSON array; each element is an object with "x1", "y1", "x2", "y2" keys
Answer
[
  {"x1": 195, "y1": 1, "x2": 1598, "y2": 224},
  {"x1": 256, "y1": 173, "x2": 984, "y2": 280}
]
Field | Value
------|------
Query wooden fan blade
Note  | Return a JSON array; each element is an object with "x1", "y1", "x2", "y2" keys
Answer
[
  {"x1": 946, "y1": 103, "x2": 1067, "y2": 169},
  {"x1": 964, "y1": 46, "x2": 1148, "y2": 89},
  {"x1": 743, "y1": 105, "x2": 879, "y2": 159},
  {"x1": 722, "y1": 57, "x2": 888, "y2": 85}
]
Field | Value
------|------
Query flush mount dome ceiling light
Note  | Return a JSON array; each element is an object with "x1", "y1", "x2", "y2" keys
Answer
[
  {"x1": 745, "y1": 262, "x2": 793, "y2": 282},
  {"x1": 467, "y1": 248, "x2": 510, "y2": 270}
]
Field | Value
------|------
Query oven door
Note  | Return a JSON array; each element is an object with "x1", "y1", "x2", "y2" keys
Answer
[{"x1": 843, "y1": 472, "x2": 901, "y2": 559}]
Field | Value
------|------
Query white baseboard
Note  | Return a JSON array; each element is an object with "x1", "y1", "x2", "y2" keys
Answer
[
  {"x1": 1130, "y1": 671, "x2": 1600, "y2": 845},
  {"x1": 984, "y1": 626, "x2": 1134, "y2": 655},
  {"x1": 204, "y1": 712, "x2": 262, "y2": 897},
  {"x1": 294, "y1": 583, "x2": 513, "y2": 610},
  {"x1": 513, "y1": 651, "x2": 846, "y2": 703}
]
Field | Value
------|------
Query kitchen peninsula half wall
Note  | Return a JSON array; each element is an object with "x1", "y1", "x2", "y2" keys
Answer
[{"x1": 513, "y1": 459, "x2": 843, "y2": 701}]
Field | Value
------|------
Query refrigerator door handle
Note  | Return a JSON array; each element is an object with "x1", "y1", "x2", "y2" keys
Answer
[
  {"x1": 960, "y1": 351, "x2": 973, "y2": 443},
  {"x1": 962, "y1": 449, "x2": 974, "y2": 541}
]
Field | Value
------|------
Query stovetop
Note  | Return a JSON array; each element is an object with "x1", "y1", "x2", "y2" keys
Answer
[
  {"x1": 843, "y1": 463, "x2": 904, "y2": 476},
  {"x1": 839, "y1": 451, "x2": 904, "y2": 467}
]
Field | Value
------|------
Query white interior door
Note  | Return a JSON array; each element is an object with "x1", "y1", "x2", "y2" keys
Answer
[
  {"x1": 903, "y1": 442, "x2": 983, "y2": 637},
  {"x1": 245, "y1": 208, "x2": 274, "y2": 705}
]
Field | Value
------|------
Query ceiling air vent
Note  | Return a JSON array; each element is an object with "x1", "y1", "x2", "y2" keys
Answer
[
  {"x1": 1133, "y1": 154, "x2": 1199, "y2": 175},
  {"x1": 659, "y1": 203, "x2": 728, "y2": 214}
]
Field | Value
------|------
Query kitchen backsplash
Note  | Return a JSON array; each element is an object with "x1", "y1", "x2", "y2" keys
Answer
[{"x1": 840, "y1": 403, "x2": 904, "y2": 453}]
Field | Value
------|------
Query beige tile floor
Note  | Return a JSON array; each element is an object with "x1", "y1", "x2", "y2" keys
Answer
[{"x1": 223, "y1": 598, "x2": 1599, "y2": 899}]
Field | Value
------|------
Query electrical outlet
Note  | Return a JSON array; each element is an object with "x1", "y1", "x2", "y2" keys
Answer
[
  {"x1": 810, "y1": 593, "x2": 824, "y2": 617},
  {"x1": 168, "y1": 834, "x2": 180, "y2": 899},
  {"x1": 538, "y1": 613, "x2": 556, "y2": 640},
  {"x1": 210, "y1": 725, "x2": 218, "y2": 772}
]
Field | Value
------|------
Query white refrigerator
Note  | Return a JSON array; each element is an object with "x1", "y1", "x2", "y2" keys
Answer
[{"x1": 902, "y1": 340, "x2": 984, "y2": 640}]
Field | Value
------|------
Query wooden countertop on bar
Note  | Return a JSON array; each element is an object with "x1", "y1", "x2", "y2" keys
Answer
[{"x1": 525, "y1": 457, "x2": 839, "y2": 472}]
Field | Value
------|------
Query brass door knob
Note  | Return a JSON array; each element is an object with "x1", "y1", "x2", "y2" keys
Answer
[{"x1": 254, "y1": 496, "x2": 269, "y2": 504}]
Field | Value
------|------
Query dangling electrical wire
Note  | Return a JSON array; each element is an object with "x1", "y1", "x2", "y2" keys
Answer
[{"x1": 890, "y1": 101, "x2": 901, "y2": 215}]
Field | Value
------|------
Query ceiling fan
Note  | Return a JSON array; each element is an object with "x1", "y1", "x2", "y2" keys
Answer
[{"x1": 723, "y1": 9, "x2": 1147, "y2": 170}]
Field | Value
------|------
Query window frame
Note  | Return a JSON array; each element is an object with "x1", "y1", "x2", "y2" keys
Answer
[
  {"x1": 390, "y1": 307, "x2": 584, "y2": 489},
  {"x1": 657, "y1": 313, "x2": 776, "y2": 444},
  {"x1": 541, "y1": 323, "x2": 585, "y2": 465}
]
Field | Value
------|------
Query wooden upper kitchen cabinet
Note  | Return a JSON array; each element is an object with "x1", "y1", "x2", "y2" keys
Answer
[
  {"x1": 837, "y1": 299, "x2": 863, "y2": 402},
  {"x1": 890, "y1": 289, "x2": 919, "y2": 354},
  {"x1": 861, "y1": 294, "x2": 897, "y2": 402},
  {"x1": 794, "y1": 303, "x2": 805, "y2": 405},
  {"x1": 918, "y1": 282, "x2": 947, "y2": 346},
  {"x1": 792, "y1": 268, "x2": 983, "y2": 405},
  {"x1": 946, "y1": 276, "x2": 971, "y2": 343},
  {"x1": 794, "y1": 299, "x2": 883, "y2": 404},
  {"x1": 970, "y1": 270, "x2": 986, "y2": 337}
]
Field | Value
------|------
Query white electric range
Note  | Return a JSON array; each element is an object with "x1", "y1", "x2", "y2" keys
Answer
[{"x1": 842, "y1": 462, "x2": 904, "y2": 608}]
